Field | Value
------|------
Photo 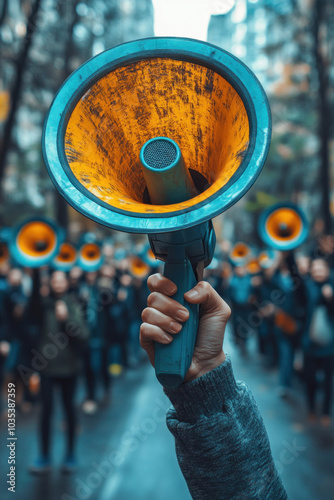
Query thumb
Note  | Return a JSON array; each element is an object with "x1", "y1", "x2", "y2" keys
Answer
[{"x1": 184, "y1": 281, "x2": 231, "y2": 320}]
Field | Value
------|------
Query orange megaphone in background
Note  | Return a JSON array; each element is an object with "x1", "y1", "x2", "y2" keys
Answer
[
  {"x1": 0, "y1": 228, "x2": 10, "y2": 266},
  {"x1": 129, "y1": 256, "x2": 150, "y2": 279},
  {"x1": 258, "y1": 249, "x2": 278, "y2": 269},
  {"x1": 77, "y1": 233, "x2": 104, "y2": 272},
  {"x1": 258, "y1": 203, "x2": 309, "y2": 251},
  {"x1": 9, "y1": 217, "x2": 63, "y2": 268},
  {"x1": 143, "y1": 245, "x2": 161, "y2": 268},
  {"x1": 229, "y1": 242, "x2": 250, "y2": 266},
  {"x1": 53, "y1": 242, "x2": 77, "y2": 271},
  {"x1": 246, "y1": 257, "x2": 261, "y2": 275}
]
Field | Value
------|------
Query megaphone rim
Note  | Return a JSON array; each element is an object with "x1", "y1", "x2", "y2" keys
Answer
[
  {"x1": 258, "y1": 202, "x2": 309, "y2": 251},
  {"x1": 43, "y1": 37, "x2": 271, "y2": 234},
  {"x1": 9, "y1": 216, "x2": 63, "y2": 268}
]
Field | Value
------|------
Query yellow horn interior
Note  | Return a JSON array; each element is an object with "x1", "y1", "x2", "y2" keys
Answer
[
  {"x1": 266, "y1": 208, "x2": 302, "y2": 241},
  {"x1": 231, "y1": 243, "x2": 249, "y2": 259},
  {"x1": 130, "y1": 257, "x2": 150, "y2": 277},
  {"x1": 56, "y1": 243, "x2": 76, "y2": 263},
  {"x1": 65, "y1": 58, "x2": 250, "y2": 214},
  {"x1": 81, "y1": 243, "x2": 100, "y2": 261},
  {"x1": 17, "y1": 222, "x2": 56, "y2": 258}
]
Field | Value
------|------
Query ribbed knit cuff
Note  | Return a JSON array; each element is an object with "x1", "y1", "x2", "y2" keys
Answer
[{"x1": 164, "y1": 355, "x2": 240, "y2": 421}]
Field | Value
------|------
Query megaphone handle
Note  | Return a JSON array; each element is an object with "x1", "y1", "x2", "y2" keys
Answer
[{"x1": 154, "y1": 258, "x2": 199, "y2": 389}]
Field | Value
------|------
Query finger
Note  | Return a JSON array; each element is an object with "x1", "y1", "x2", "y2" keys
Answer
[
  {"x1": 184, "y1": 281, "x2": 231, "y2": 320},
  {"x1": 147, "y1": 292, "x2": 189, "y2": 322},
  {"x1": 140, "y1": 323, "x2": 173, "y2": 347},
  {"x1": 147, "y1": 273, "x2": 177, "y2": 295},
  {"x1": 141, "y1": 307, "x2": 183, "y2": 334}
]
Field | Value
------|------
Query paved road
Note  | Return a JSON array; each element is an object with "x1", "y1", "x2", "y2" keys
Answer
[{"x1": 1, "y1": 331, "x2": 333, "y2": 500}]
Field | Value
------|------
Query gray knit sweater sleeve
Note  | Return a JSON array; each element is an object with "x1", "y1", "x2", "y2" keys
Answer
[{"x1": 164, "y1": 356, "x2": 288, "y2": 500}]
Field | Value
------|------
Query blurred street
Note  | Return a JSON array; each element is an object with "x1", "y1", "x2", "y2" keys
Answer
[{"x1": 1, "y1": 330, "x2": 333, "y2": 500}]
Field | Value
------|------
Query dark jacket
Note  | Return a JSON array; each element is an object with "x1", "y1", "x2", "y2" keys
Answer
[{"x1": 37, "y1": 293, "x2": 89, "y2": 377}]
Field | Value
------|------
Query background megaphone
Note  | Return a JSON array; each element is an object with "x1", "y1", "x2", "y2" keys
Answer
[
  {"x1": 43, "y1": 37, "x2": 271, "y2": 388},
  {"x1": 0, "y1": 228, "x2": 11, "y2": 266},
  {"x1": 53, "y1": 242, "x2": 77, "y2": 271},
  {"x1": 229, "y1": 242, "x2": 251, "y2": 266},
  {"x1": 258, "y1": 202, "x2": 309, "y2": 251},
  {"x1": 9, "y1": 217, "x2": 63, "y2": 268},
  {"x1": 129, "y1": 256, "x2": 150, "y2": 278},
  {"x1": 246, "y1": 257, "x2": 261, "y2": 275},
  {"x1": 77, "y1": 241, "x2": 103, "y2": 272},
  {"x1": 142, "y1": 245, "x2": 161, "y2": 268}
]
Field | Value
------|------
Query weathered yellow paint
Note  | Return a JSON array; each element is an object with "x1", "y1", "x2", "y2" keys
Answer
[
  {"x1": 266, "y1": 208, "x2": 302, "y2": 241},
  {"x1": 17, "y1": 222, "x2": 56, "y2": 257},
  {"x1": 65, "y1": 58, "x2": 250, "y2": 214}
]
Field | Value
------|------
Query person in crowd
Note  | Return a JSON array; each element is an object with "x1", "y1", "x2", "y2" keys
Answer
[
  {"x1": 228, "y1": 264, "x2": 254, "y2": 353},
  {"x1": 302, "y1": 258, "x2": 334, "y2": 426},
  {"x1": 0, "y1": 262, "x2": 10, "y2": 413},
  {"x1": 271, "y1": 252, "x2": 307, "y2": 397},
  {"x1": 29, "y1": 270, "x2": 88, "y2": 474},
  {"x1": 4, "y1": 267, "x2": 31, "y2": 410},
  {"x1": 80, "y1": 269, "x2": 112, "y2": 414},
  {"x1": 140, "y1": 273, "x2": 288, "y2": 500}
]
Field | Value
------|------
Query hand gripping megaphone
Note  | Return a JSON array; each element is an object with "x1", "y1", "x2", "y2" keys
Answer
[
  {"x1": 9, "y1": 217, "x2": 64, "y2": 268},
  {"x1": 42, "y1": 38, "x2": 271, "y2": 388},
  {"x1": 258, "y1": 202, "x2": 309, "y2": 251}
]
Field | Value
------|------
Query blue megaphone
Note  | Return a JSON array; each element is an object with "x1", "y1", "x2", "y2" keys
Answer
[
  {"x1": 42, "y1": 37, "x2": 271, "y2": 388},
  {"x1": 9, "y1": 217, "x2": 64, "y2": 268},
  {"x1": 258, "y1": 203, "x2": 309, "y2": 251}
]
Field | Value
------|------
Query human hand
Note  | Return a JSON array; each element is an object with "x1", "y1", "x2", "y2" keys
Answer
[{"x1": 140, "y1": 274, "x2": 231, "y2": 383}]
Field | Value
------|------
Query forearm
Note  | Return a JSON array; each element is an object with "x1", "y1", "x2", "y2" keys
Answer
[{"x1": 165, "y1": 356, "x2": 287, "y2": 500}]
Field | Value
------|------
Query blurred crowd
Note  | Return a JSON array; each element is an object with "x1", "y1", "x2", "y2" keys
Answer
[{"x1": 0, "y1": 230, "x2": 333, "y2": 474}]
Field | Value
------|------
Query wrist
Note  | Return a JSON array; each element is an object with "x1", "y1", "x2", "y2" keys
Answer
[{"x1": 185, "y1": 351, "x2": 226, "y2": 383}]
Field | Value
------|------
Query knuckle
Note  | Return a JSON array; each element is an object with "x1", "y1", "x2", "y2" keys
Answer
[
  {"x1": 147, "y1": 291, "x2": 159, "y2": 306},
  {"x1": 141, "y1": 307, "x2": 151, "y2": 322}
]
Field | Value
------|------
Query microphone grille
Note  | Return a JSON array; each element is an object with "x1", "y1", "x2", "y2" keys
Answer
[{"x1": 142, "y1": 138, "x2": 178, "y2": 170}]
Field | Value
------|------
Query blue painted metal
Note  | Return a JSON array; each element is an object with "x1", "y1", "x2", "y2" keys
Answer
[
  {"x1": 258, "y1": 202, "x2": 309, "y2": 251},
  {"x1": 149, "y1": 221, "x2": 216, "y2": 388},
  {"x1": 9, "y1": 217, "x2": 64, "y2": 268},
  {"x1": 42, "y1": 37, "x2": 271, "y2": 234},
  {"x1": 140, "y1": 137, "x2": 197, "y2": 205}
]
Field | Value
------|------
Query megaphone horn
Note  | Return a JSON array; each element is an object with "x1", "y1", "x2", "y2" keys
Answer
[
  {"x1": 229, "y1": 242, "x2": 250, "y2": 265},
  {"x1": 53, "y1": 242, "x2": 77, "y2": 271},
  {"x1": 78, "y1": 242, "x2": 103, "y2": 272},
  {"x1": 0, "y1": 242, "x2": 9, "y2": 266},
  {"x1": 43, "y1": 38, "x2": 271, "y2": 388},
  {"x1": 258, "y1": 203, "x2": 309, "y2": 251},
  {"x1": 129, "y1": 256, "x2": 150, "y2": 278},
  {"x1": 9, "y1": 217, "x2": 63, "y2": 268}
]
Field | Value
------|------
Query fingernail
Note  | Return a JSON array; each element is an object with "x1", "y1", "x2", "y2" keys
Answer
[
  {"x1": 176, "y1": 309, "x2": 189, "y2": 321},
  {"x1": 186, "y1": 289, "x2": 199, "y2": 299},
  {"x1": 170, "y1": 322, "x2": 182, "y2": 333},
  {"x1": 163, "y1": 334, "x2": 173, "y2": 343},
  {"x1": 167, "y1": 285, "x2": 177, "y2": 294}
]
